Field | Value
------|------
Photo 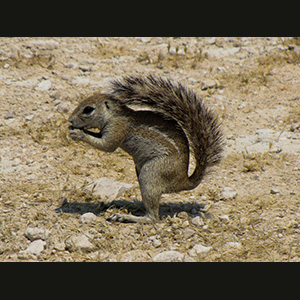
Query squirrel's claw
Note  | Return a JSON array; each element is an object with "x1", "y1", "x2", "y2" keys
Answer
[{"x1": 69, "y1": 127, "x2": 85, "y2": 141}]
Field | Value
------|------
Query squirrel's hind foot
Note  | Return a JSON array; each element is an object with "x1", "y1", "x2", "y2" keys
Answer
[{"x1": 107, "y1": 213, "x2": 156, "y2": 224}]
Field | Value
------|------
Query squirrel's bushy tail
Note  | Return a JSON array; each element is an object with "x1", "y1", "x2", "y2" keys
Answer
[{"x1": 109, "y1": 75, "x2": 223, "y2": 189}]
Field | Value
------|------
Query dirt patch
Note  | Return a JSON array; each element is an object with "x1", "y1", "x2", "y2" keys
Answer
[{"x1": 1, "y1": 37, "x2": 300, "y2": 261}]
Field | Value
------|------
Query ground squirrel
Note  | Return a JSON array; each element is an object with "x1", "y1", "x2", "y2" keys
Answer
[{"x1": 68, "y1": 75, "x2": 223, "y2": 223}]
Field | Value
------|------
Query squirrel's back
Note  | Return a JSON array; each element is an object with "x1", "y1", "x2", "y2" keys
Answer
[{"x1": 108, "y1": 75, "x2": 223, "y2": 190}]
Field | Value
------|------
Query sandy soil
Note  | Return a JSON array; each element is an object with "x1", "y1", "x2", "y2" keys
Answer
[{"x1": 1, "y1": 37, "x2": 300, "y2": 261}]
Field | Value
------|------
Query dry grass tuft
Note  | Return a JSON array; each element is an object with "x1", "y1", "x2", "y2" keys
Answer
[
  {"x1": 283, "y1": 103, "x2": 300, "y2": 125},
  {"x1": 137, "y1": 46, "x2": 208, "y2": 70},
  {"x1": 224, "y1": 150, "x2": 288, "y2": 174},
  {"x1": 217, "y1": 64, "x2": 273, "y2": 89},
  {"x1": 94, "y1": 38, "x2": 131, "y2": 59}
]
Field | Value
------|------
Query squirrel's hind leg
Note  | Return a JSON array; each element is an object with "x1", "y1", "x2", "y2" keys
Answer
[
  {"x1": 107, "y1": 161, "x2": 162, "y2": 224},
  {"x1": 107, "y1": 188, "x2": 160, "y2": 224}
]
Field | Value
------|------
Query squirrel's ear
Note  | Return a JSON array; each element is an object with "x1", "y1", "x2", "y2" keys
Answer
[{"x1": 105, "y1": 101, "x2": 110, "y2": 109}]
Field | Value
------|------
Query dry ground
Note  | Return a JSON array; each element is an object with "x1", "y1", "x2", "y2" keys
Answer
[{"x1": 1, "y1": 37, "x2": 300, "y2": 261}]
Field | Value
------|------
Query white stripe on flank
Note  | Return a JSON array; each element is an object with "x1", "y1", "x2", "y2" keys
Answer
[{"x1": 146, "y1": 126, "x2": 180, "y2": 155}]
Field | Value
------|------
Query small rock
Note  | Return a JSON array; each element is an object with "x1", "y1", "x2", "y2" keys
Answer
[
  {"x1": 177, "y1": 46, "x2": 186, "y2": 56},
  {"x1": 28, "y1": 39, "x2": 59, "y2": 50},
  {"x1": 224, "y1": 242, "x2": 242, "y2": 249},
  {"x1": 149, "y1": 236, "x2": 162, "y2": 248},
  {"x1": 79, "y1": 212, "x2": 97, "y2": 224},
  {"x1": 10, "y1": 45, "x2": 22, "y2": 60},
  {"x1": 27, "y1": 240, "x2": 46, "y2": 255},
  {"x1": 188, "y1": 243, "x2": 212, "y2": 257},
  {"x1": 182, "y1": 220, "x2": 189, "y2": 227},
  {"x1": 139, "y1": 37, "x2": 152, "y2": 43},
  {"x1": 50, "y1": 91, "x2": 62, "y2": 99},
  {"x1": 201, "y1": 78, "x2": 219, "y2": 90},
  {"x1": 221, "y1": 187, "x2": 238, "y2": 200},
  {"x1": 206, "y1": 37, "x2": 216, "y2": 45},
  {"x1": 152, "y1": 251, "x2": 184, "y2": 262},
  {"x1": 219, "y1": 214, "x2": 230, "y2": 224},
  {"x1": 25, "y1": 114, "x2": 34, "y2": 121},
  {"x1": 57, "y1": 103, "x2": 69, "y2": 113},
  {"x1": 61, "y1": 75, "x2": 72, "y2": 81},
  {"x1": 65, "y1": 234, "x2": 95, "y2": 252},
  {"x1": 19, "y1": 239, "x2": 46, "y2": 257},
  {"x1": 35, "y1": 80, "x2": 51, "y2": 91},
  {"x1": 182, "y1": 228, "x2": 196, "y2": 239},
  {"x1": 92, "y1": 177, "x2": 133, "y2": 201},
  {"x1": 64, "y1": 62, "x2": 78, "y2": 69},
  {"x1": 152, "y1": 238, "x2": 162, "y2": 248},
  {"x1": 25, "y1": 227, "x2": 51, "y2": 241},
  {"x1": 79, "y1": 65, "x2": 92, "y2": 72},
  {"x1": 53, "y1": 242, "x2": 65, "y2": 251},
  {"x1": 4, "y1": 110, "x2": 16, "y2": 119},
  {"x1": 120, "y1": 250, "x2": 150, "y2": 262},
  {"x1": 183, "y1": 255, "x2": 197, "y2": 262},
  {"x1": 191, "y1": 216, "x2": 204, "y2": 226},
  {"x1": 270, "y1": 188, "x2": 280, "y2": 195},
  {"x1": 168, "y1": 44, "x2": 177, "y2": 55}
]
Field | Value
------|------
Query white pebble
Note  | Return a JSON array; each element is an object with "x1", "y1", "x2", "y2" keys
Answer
[
  {"x1": 79, "y1": 212, "x2": 97, "y2": 224},
  {"x1": 65, "y1": 234, "x2": 95, "y2": 252},
  {"x1": 19, "y1": 239, "x2": 46, "y2": 258},
  {"x1": 152, "y1": 251, "x2": 184, "y2": 262},
  {"x1": 188, "y1": 243, "x2": 212, "y2": 257},
  {"x1": 191, "y1": 216, "x2": 204, "y2": 226},
  {"x1": 221, "y1": 187, "x2": 238, "y2": 200},
  {"x1": 270, "y1": 188, "x2": 280, "y2": 195},
  {"x1": 35, "y1": 80, "x2": 51, "y2": 91},
  {"x1": 25, "y1": 227, "x2": 51, "y2": 241},
  {"x1": 224, "y1": 242, "x2": 242, "y2": 249}
]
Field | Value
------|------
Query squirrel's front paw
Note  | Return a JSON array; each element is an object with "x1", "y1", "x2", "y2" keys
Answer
[{"x1": 69, "y1": 126, "x2": 85, "y2": 141}]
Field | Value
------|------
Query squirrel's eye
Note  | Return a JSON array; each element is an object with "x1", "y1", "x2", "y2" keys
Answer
[{"x1": 83, "y1": 106, "x2": 95, "y2": 115}]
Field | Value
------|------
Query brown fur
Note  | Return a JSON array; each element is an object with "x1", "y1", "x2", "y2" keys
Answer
[{"x1": 69, "y1": 75, "x2": 223, "y2": 223}]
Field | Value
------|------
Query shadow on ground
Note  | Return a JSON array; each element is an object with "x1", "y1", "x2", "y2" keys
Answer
[{"x1": 55, "y1": 198, "x2": 210, "y2": 219}]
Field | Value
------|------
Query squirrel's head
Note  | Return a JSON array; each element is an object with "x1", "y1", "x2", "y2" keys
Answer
[{"x1": 68, "y1": 93, "x2": 122, "y2": 137}]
